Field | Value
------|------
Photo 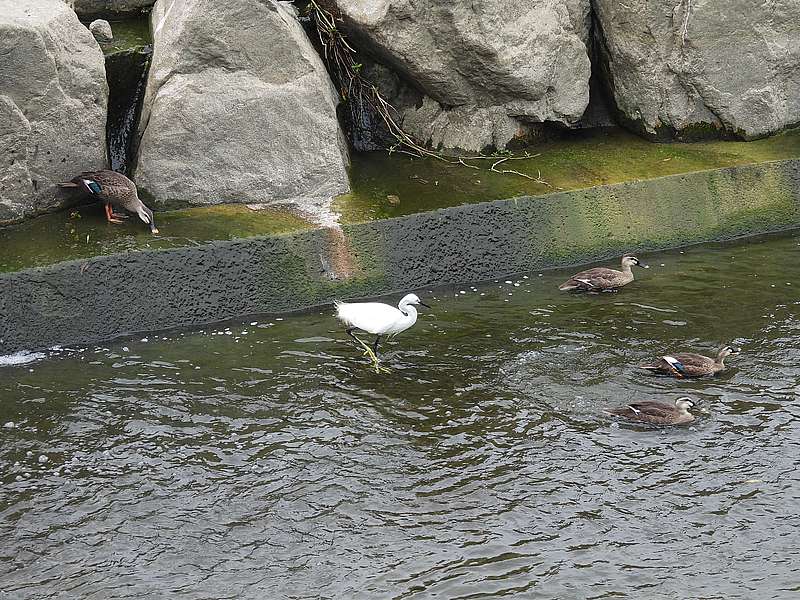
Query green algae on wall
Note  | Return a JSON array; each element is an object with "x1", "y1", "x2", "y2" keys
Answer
[
  {"x1": 334, "y1": 127, "x2": 800, "y2": 223},
  {"x1": 1, "y1": 158, "x2": 798, "y2": 355},
  {"x1": 0, "y1": 204, "x2": 314, "y2": 274},
  {"x1": 94, "y1": 18, "x2": 152, "y2": 56}
]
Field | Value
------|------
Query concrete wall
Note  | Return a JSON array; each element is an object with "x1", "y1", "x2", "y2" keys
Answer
[{"x1": 1, "y1": 159, "x2": 798, "y2": 353}]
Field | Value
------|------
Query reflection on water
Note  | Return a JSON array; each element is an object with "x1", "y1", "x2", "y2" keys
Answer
[{"x1": 1, "y1": 233, "x2": 799, "y2": 598}]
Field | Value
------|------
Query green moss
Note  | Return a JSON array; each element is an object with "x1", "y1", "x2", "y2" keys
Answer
[
  {"x1": 333, "y1": 127, "x2": 800, "y2": 224},
  {"x1": 0, "y1": 204, "x2": 314, "y2": 273},
  {"x1": 93, "y1": 18, "x2": 152, "y2": 57},
  {"x1": 4, "y1": 126, "x2": 799, "y2": 275}
]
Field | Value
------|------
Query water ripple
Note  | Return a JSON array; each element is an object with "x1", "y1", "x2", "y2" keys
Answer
[{"x1": 1, "y1": 233, "x2": 799, "y2": 598}]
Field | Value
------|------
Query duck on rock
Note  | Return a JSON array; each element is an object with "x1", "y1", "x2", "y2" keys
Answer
[
  {"x1": 638, "y1": 346, "x2": 740, "y2": 378},
  {"x1": 558, "y1": 254, "x2": 649, "y2": 292},
  {"x1": 59, "y1": 170, "x2": 159, "y2": 234}
]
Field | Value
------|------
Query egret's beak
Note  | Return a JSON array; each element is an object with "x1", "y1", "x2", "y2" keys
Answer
[{"x1": 419, "y1": 301, "x2": 431, "y2": 309}]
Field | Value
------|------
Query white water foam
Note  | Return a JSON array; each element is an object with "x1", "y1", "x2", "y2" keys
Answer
[{"x1": 0, "y1": 350, "x2": 46, "y2": 367}]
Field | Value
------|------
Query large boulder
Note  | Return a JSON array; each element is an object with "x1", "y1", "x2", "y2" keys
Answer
[
  {"x1": 330, "y1": 0, "x2": 592, "y2": 152},
  {"x1": 134, "y1": 0, "x2": 350, "y2": 214},
  {"x1": 0, "y1": 0, "x2": 108, "y2": 225},
  {"x1": 72, "y1": 1, "x2": 155, "y2": 19},
  {"x1": 594, "y1": 0, "x2": 800, "y2": 140}
]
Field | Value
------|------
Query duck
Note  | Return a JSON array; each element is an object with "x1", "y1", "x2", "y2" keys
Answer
[
  {"x1": 59, "y1": 170, "x2": 159, "y2": 234},
  {"x1": 558, "y1": 254, "x2": 649, "y2": 292},
  {"x1": 335, "y1": 293, "x2": 430, "y2": 372},
  {"x1": 638, "y1": 345, "x2": 740, "y2": 378},
  {"x1": 606, "y1": 397, "x2": 697, "y2": 425}
]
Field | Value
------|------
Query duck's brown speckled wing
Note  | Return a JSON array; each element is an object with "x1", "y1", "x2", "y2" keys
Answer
[
  {"x1": 661, "y1": 352, "x2": 715, "y2": 376},
  {"x1": 610, "y1": 401, "x2": 677, "y2": 424},
  {"x1": 560, "y1": 267, "x2": 621, "y2": 291},
  {"x1": 76, "y1": 170, "x2": 138, "y2": 210}
]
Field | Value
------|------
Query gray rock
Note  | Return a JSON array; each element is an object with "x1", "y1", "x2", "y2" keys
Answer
[
  {"x1": 134, "y1": 0, "x2": 350, "y2": 216},
  {"x1": 89, "y1": 19, "x2": 113, "y2": 43},
  {"x1": 0, "y1": 0, "x2": 108, "y2": 225},
  {"x1": 594, "y1": 0, "x2": 800, "y2": 139},
  {"x1": 72, "y1": 1, "x2": 155, "y2": 19},
  {"x1": 331, "y1": 0, "x2": 592, "y2": 151}
]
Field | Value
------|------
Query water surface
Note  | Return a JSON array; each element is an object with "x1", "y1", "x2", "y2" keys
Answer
[{"x1": 1, "y1": 233, "x2": 799, "y2": 598}]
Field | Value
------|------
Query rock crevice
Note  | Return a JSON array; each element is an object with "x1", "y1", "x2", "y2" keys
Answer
[{"x1": 326, "y1": 0, "x2": 593, "y2": 152}]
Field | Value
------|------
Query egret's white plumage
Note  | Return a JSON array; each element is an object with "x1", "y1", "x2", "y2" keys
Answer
[
  {"x1": 335, "y1": 293, "x2": 430, "y2": 370},
  {"x1": 336, "y1": 294, "x2": 423, "y2": 336}
]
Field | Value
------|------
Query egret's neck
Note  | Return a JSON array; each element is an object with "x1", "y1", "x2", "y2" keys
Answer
[{"x1": 399, "y1": 303, "x2": 418, "y2": 325}]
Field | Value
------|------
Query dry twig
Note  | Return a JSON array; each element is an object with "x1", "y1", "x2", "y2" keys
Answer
[{"x1": 307, "y1": 0, "x2": 549, "y2": 184}]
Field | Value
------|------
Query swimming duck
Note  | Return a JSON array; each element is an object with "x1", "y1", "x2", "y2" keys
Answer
[
  {"x1": 59, "y1": 170, "x2": 159, "y2": 234},
  {"x1": 558, "y1": 254, "x2": 649, "y2": 292},
  {"x1": 606, "y1": 397, "x2": 697, "y2": 425},
  {"x1": 638, "y1": 346, "x2": 740, "y2": 378}
]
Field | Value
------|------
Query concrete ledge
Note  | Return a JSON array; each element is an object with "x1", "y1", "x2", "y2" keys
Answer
[{"x1": 2, "y1": 159, "x2": 798, "y2": 353}]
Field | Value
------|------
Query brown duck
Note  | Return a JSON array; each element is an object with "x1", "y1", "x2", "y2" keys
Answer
[
  {"x1": 638, "y1": 346, "x2": 740, "y2": 378},
  {"x1": 59, "y1": 170, "x2": 159, "y2": 234},
  {"x1": 606, "y1": 397, "x2": 697, "y2": 425},
  {"x1": 558, "y1": 254, "x2": 649, "y2": 292}
]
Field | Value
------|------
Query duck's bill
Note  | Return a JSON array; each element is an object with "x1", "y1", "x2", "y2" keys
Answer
[{"x1": 638, "y1": 262, "x2": 650, "y2": 268}]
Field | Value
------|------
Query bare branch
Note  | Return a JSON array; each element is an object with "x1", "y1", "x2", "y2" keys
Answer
[{"x1": 308, "y1": 0, "x2": 549, "y2": 182}]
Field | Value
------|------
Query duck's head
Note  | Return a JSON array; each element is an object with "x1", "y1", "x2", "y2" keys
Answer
[
  {"x1": 718, "y1": 345, "x2": 741, "y2": 359},
  {"x1": 622, "y1": 254, "x2": 649, "y2": 269},
  {"x1": 675, "y1": 397, "x2": 696, "y2": 411},
  {"x1": 400, "y1": 293, "x2": 431, "y2": 309},
  {"x1": 136, "y1": 203, "x2": 159, "y2": 235}
]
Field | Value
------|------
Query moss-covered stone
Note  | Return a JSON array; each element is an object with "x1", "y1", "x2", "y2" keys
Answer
[
  {"x1": 0, "y1": 205, "x2": 314, "y2": 273},
  {"x1": 334, "y1": 127, "x2": 800, "y2": 223}
]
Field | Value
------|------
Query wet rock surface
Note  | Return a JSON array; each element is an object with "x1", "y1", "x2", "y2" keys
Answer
[
  {"x1": 0, "y1": 0, "x2": 108, "y2": 225},
  {"x1": 593, "y1": 0, "x2": 800, "y2": 140},
  {"x1": 101, "y1": 19, "x2": 152, "y2": 175},
  {"x1": 133, "y1": 0, "x2": 350, "y2": 214}
]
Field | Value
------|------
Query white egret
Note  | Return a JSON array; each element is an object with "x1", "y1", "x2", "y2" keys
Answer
[{"x1": 335, "y1": 293, "x2": 431, "y2": 371}]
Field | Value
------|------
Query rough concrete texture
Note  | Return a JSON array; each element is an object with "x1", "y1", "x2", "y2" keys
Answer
[
  {"x1": 332, "y1": 0, "x2": 591, "y2": 151},
  {"x1": 0, "y1": 0, "x2": 108, "y2": 225},
  {"x1": 72, "y1": 0, "x2": 155, "y2": 19},
  {"x1": 134, "y1": 0, "x2": 350, "y2": 216},
  {"x1": 2, "y1": 159, "x2": 798, "y2": 354},
  {"x1": 594, "y1": 0, "x2": 800, "y2": 140}
]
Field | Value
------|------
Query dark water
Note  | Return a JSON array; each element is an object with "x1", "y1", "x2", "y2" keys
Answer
[{"x1": 2, "y1": 233, "x2": 799, "y2": 599}]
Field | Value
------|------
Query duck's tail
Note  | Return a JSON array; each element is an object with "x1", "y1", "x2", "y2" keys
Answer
[
  {"x1": 559, "y1": 278, "x2": 593, "y2": 292},
  {"x1": 558, "y1": 280, "x2": 586, "y2": 292}
]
